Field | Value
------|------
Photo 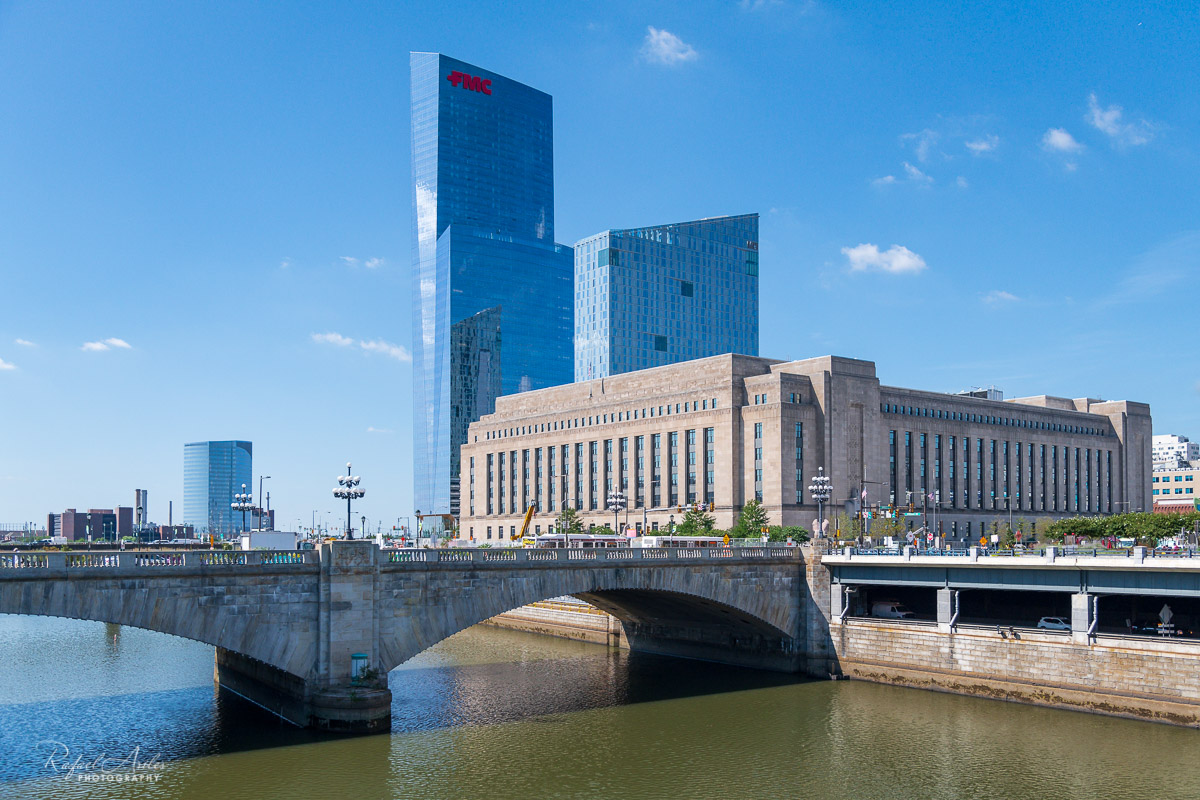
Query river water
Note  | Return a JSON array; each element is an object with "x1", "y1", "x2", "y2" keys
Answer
[{"x1": 0, "y1": 613, "x2": 1196, "y2": 799}]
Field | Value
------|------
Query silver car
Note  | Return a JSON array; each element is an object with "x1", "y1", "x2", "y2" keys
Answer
[{"x1": 1036, "y1": 616, "x2": 1071, "y2": 631}]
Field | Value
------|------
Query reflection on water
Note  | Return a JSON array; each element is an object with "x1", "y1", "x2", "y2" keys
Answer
[{"x1": 0, "y1": 614, "x2": 1197, "y2": 800}]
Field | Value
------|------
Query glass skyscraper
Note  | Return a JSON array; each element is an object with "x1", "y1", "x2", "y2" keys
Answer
[
  {"x1": 410, "y1": 53, "x2": 573, "y2": 520},
  {"x1": 183, "y1": 440, "x2": 252, "y2": 537},
  {"x1": 574, "y1": 214, "x2": 759, "y2": 381}
]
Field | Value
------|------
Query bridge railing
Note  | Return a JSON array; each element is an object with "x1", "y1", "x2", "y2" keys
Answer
[
  {"x1": 0, "y1": 550, "x2": 320, "y2": 573},
  {"x1": 0, "y1": 546, "x2": 798, "y2": 573},
  {"x1": 382, "y1": 546, "x2": 799, "y2": 565}
]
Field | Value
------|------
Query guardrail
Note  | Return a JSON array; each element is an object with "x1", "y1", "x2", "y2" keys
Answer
[{"x1": 832, "y1": 544, "x2": 1200, "y2": 563}]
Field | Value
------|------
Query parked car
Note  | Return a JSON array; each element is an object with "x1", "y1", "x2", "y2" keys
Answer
[
  {"x1": 1036, "y1": 616, "x2": 1071, "y2": 631},
  {"x1": 870, "y1": 601, "x2": 916, "y2": 619}
]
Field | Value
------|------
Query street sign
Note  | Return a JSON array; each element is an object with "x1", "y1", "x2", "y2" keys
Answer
[
  {"x1": 979, "y1": 537, "x2": 987, "y2": 547},
  {"x1": 904, "y1": 512, "x2": 922, "y2": 517},
  {"x1": 926, "y1": 532, "x2": 933, "y2": 543},
  {"x1": 723, "y1": 534, "x2": 731, "y2": 545},
  {"x1": 906, "y1": 531, "x2": 915, "y2": 543}
]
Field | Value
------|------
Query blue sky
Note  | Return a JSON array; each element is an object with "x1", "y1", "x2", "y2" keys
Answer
[{"x1": 1, "y1": 1, "x2": 1196, "y2": 529}]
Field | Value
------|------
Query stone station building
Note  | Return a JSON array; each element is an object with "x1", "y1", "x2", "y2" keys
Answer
[{"x1": 459, "y1": 354, "x2": 1152, "y2": 543}]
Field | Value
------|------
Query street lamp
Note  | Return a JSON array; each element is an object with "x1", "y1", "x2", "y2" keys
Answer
[
  {"x1": 669, "y1": 513, "x2": 675, "y2": 547},
  {"x1": 607, "y1": 490, "x2": 626, "y2": 537},
  {"x1": 332, "y1": 462, "x2": 365, "y2": 539},
  {"x1": 231, "y1": 484, "x2": 254, "y2": 538},
  {"x1": 258, "y1": 475, "x2": 271, "y2": 529},
  {"x1": 808, "y1": 467, "x2": 833, "y2": 539}
]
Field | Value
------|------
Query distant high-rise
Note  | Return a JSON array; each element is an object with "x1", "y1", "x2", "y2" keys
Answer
[
  {"x1": 183, "y1": 441, "x2": 252, "y2": 537},
  {"x1": 574, "y1": 214, "x2": 760, "y2": 381},
  {"x1": 410, "y1": 52, "x2": 573, "y2": 520}
]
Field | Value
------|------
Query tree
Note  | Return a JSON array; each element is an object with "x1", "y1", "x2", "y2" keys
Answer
[
  {"x1": 766, "y1": 525, "x2": 809, "y2": 543},
  {"x1": 735, "y1": 500, "x2": 770, "y2": 538},
  {"x1": 557, "y1": 506, "x2": 585, "y2": 536},
  {"x1": 678, "y1": 507, "x2": 716, "y2": 535},
  {"x1": 865, "y1": 514, "x2": 904, "y2": 545}
]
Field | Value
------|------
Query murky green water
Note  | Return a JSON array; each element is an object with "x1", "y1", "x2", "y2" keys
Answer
[{"x1": 0, "y1": 613, "x2": 1196, "y2": 799}]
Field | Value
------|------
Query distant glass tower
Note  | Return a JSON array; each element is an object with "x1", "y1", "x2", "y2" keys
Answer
[
  {"x1": 410, "y1": 52, "x2": 573, "y2": 520},
  {"x1": 183, "y1": 440, "x2": 252, "y2": 537},
  {"x1": 574, "y1": 214, "x2": 759, "y2": 381}
]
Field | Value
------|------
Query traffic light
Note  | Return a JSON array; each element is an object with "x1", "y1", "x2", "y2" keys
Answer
[
  {"x1": 677, "y1": 505, "x2": 683, "y2": 514},
  {"x1": 708, "y1": 502, "x2": 715, "y2": 512}
]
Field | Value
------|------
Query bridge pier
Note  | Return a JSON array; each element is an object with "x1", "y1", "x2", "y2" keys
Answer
[{"x1": 215, "y1": 648, "x2": 391, "y2": 732}]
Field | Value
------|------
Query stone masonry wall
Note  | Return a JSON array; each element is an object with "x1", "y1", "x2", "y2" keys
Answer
[{"x1": 834, "y1": 620, "x2": 1200, "y2": 726}]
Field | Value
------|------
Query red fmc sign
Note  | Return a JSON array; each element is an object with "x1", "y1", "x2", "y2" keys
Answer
[{"x1": 447, "y1": 71, "x2": 491, "y2": 95}]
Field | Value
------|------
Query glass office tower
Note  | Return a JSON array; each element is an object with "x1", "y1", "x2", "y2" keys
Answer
[
  {"x1": 183, "y1": 440, "x2": 252, "y2": 537},
  {"x1": 411, "y1": 53, "x2": 573, "y2": 520},
  {"x1": 574, "y1": 214, "x2": 759, "y2": 381}
]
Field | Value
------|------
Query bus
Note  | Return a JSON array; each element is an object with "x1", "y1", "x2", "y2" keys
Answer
[
  {"x1": 529, "y1": 533, "x2": 629, "y2": 549},
  {"x1": 632, "y1": 535, "x2": 727, "y2": 548}
]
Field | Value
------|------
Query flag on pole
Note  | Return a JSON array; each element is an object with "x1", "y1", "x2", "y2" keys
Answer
[{"x1": 861, "y1": 489, "x2": 868, "y2": 500}]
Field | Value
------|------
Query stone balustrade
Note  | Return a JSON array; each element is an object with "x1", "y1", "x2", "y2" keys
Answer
[{"x1": 0, "y1": 546, "x2": 798, "y2": 574}]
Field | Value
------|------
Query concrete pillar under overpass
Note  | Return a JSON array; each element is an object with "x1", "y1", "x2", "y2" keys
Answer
[{"x1": 1071, "y1": 591, "x2": 1093, "y2": 645}]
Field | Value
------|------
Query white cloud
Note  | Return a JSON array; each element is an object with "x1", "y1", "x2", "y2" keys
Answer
[
  {"x1": 366, "y1": 426, "x2": 394, "y2": 434},
  {"x1": 841, "y1": 243, "x2": 928, "y2": 275},
  {"x1": 641, "y1": 27, "x2": 697, "y2": 65},
  {"x1": 14, "y1": 338, "x2": 35, "y2": 347},
  {"x1": 312, "y1": 332, "x2": 410, "y2": 362},
  {"x1": 365, "y1": 257, "x2": 385, "y2": 269},
  {"x1": 0, "y1": 357, "x2": 15, "y2": 371},
  {"x1": 81, "y1": 337, "x2": 132, "y2": 352},
  {"x1": 1086, "y1": 93, "x2": 1153, "y2": 147},
  {"x1": 871, "y1": 175, "x2": 896, "y2": 187},
  {"x1": 965, "y1": 134, "x2": 999, "y2": 155},
  {"x1": 311, "y1": 332, "x2": 355, "y2": 347},
  {"x1": 902, "y1": 161, "x2": 933, "y2": 185},
  {"x1": 956, "y1": 176, "x2": 969, "y2": 189},
  {"x1": 359, "y1": 339, "x2": 411, "y2": 362},
  {"x1": 982, "y1": 290, "x2": 1020, "y2": 304},
  {"x1": 901, "y1": 129, "x2": 939, "y2": 162},
  {"x1": 1042, "y1": 127, "x2": 1083, "y2": 153},
  {"x1": 340, "y1": 256, "x2": 359, "y2": 266},
  {"x1": 739, "y1": 0, "x2": 784, "y2": 9},
  {"x1": 280, "y1": 258, "x2": 292, "y2": 269}
]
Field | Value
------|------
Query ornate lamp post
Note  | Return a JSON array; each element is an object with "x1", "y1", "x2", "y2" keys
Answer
[
  {"x1": 231, "y1": 484, "x2": 254, "y2": 540},
  {"x1": 607, "y1": 490, "x2": 626, "y2": 536},
  {"x1": 808, "y1": 467, "x2": 833, "y2": 539},
  {"x1": 333, "y1": 462, "x2": 364, "y2": 539}
]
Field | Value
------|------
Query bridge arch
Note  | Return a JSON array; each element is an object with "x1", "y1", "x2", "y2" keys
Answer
[
  {"x1": 373, "y1": 562, "x2": 803, "y2": 675},
  {"x1": 0, "y1": 566, "x2": 320, "y2": 679}
]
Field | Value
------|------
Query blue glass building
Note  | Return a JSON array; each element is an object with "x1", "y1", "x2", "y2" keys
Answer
[
  {"x1": 410, "y1": 53, "x2": 573, "y2": 519},
  {"x1": 183, "y1": 440, "x2": 252, "y2": 537},
  {"x1": 574, "y1": 214, "x2": 759, "y2": 381}
]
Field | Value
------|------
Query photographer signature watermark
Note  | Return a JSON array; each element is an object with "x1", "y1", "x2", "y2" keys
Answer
[{"x1": 36, "y1": 740, "x2": 165, "y2": 783}]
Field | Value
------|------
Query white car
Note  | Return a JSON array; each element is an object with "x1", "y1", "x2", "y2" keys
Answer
[{"x1": 1036, "y1": 616, "x2": 1071, "y2": 631}]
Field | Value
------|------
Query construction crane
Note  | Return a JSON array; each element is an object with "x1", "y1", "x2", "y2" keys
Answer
[{"x1": 512, "y1": 504, "x2": 536, "y2": 542}]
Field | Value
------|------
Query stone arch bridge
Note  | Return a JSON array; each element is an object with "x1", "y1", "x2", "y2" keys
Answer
[{"x1": 0, "y1": 541, "x2": 825, "y2": 730}]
